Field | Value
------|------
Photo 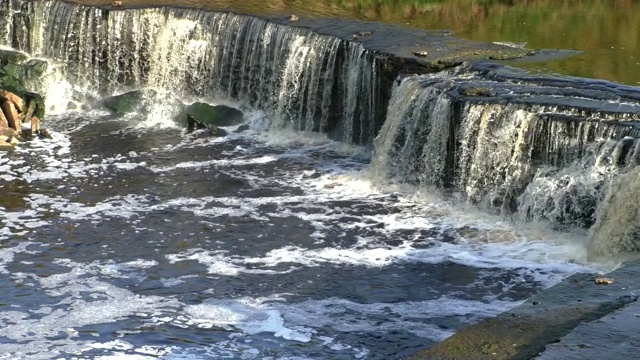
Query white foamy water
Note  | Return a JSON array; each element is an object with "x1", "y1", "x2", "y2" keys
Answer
[{"x1": 0, "y1": 58, "x2": 613, "y2": 360}]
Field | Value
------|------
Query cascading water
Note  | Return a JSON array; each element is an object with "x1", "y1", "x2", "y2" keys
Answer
[
  {"x1": 588, "y1": 166, "x2": 640, "y2": 259},
  {"x1": 1, "y1": 0, "x2": 384, "y2": 144},
  {"x1": 370, "y1": 64, "x2": 640, "y2": 255}
]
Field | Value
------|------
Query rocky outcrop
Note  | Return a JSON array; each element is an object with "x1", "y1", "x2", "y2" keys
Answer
[
  {"x1": 0, "y1": 48, "x2": 48, "y2": 150},
  {"x1": 183, "y1": 102, "x2": 244, "y2": 128}
]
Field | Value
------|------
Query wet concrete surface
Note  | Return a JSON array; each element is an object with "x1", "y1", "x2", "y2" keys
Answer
[
  {"x1": 536, "y1": 299, "x2": 640, "y2": 359},
  {"x1": 412, "y1": 259, "x2": 640, "y2": 360}
]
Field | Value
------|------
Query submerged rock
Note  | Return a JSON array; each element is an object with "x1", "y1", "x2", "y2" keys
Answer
[
  {"x1": 38, "y1": 128, "x2": 53, "y2": 139},
  {"x1": 183, "y1": 102, "x2": 244, "y2": 128},
  {"x1": 234, "y1": 124, "x2": 250, "y2": 133}
]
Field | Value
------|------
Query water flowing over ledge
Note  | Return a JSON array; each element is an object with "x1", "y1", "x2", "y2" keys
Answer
[
  {"x1": 3, "y1": 0, "x2": 640, "y2": 257},
  {"x1": 1, "y1": 0, "x2": 391, "y2": 144},
  {"x1": 372, "y1": 63, "x2": 640, "y2": 257}
]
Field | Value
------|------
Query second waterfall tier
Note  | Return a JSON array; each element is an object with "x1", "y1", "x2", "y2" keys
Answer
[{"x1": 371, "y1": 63, "x2": 640, "y2": 231}]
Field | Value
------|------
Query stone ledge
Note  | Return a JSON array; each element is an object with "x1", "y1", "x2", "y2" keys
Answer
[{"x1": 411, "y1": 259, "x2": 640, "y2": 360}]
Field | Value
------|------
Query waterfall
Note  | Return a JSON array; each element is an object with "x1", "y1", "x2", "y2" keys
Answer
[
  {"x1": 371, "y1": 68, "x2": 640, "y2": 232},
  {"x1": 370, "y1": 76, "x2": 454, "y2": 188},
  {"x1": 588, "y1": 166, "x2": 640, "y2": 259},
  {"x1": 0, "y1": 0, "x2": 385, "y2": 144}
]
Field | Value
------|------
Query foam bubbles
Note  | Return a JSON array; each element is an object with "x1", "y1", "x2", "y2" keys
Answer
[{"x1": 185, "y1": 297, "x2": 313, "y2": 342}]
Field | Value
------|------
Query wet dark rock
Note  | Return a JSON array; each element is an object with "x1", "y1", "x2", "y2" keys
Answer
[
  {"x1": 187, "y1": 114, "x2": 228, "y2": 137},
  {"x1": 102, "y1": 89, "x2": 156, "y2": 114},
  {"x1": 460, "y1": 86, "x2": 496, "y2": 97},
  {"x1": 234, "y1": 124, "x2": 250, "y2": 133},
  {"x1": 0, "y1": 48, "x2": 28, "y2": 67},
  {"x1": 38, "y1": 128, "x2": 53, "y2": 139},
  {"x1": 183, "y1": 102, "x2": 244, "y2": 128},
  {"x1": 102, "y1": 89, "x2": 186, "y2": 123}
]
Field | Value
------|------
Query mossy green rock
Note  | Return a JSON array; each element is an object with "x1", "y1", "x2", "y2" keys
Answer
[
  {"x1": 0, "y1": 49, "x2": 28, "y2": 68},
  {"x1": 102, "y1": 89, "x2": 186, "y2": 121},
  {"x1": 103, "y1": 89, "x2": 155, "y2": 114},
  {"x1": 183, "y1": 102, "x2": 244, "y2": 128},
  {"x1": 0, "y1": 49, "x2": 47, "y2": 120}
]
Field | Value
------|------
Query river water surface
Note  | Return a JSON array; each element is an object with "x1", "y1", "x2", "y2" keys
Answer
[{"x1": 0, "y1": 95, "x2": 604, "y2": 359}]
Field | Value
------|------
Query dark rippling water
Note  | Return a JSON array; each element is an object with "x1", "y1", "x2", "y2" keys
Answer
[{"x1": 0, "y1": 95, "x2": 601, "y2": 359}]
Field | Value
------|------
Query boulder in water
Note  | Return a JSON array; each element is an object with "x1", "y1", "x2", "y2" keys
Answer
[
  {"x1": 234, "y1": 124, "x2": 250, "y2": 133},
  {"x1": 102, "y1": 89, "x2": 156, "y2": 114},
  {"x1": 102, "y1": 89, "x2": 186, "y2": 123},
  {"x1": 182, "y1": 102, "x2": 244, "y2": 128},
  {"x1": 187, "y1": 114, "x2": 228, "y2": 137}
]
